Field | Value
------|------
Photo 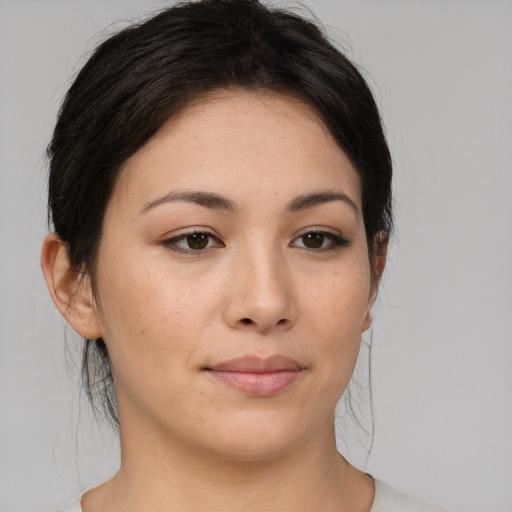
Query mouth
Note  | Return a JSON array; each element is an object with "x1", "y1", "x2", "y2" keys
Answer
[{"x1": 204, "y1": 355, "x2": 305, "y2": 397}]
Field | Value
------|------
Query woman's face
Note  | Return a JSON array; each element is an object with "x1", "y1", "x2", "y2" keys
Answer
[{"x1": 92, "y1": 89, "x2": 376, "y2": 460}]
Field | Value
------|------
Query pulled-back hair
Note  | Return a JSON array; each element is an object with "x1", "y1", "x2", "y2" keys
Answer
[{"x1": 47, "y1": 0, "x2": 393, "y2": 427}]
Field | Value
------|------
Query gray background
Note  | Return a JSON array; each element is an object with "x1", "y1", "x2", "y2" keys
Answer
[{"x1": 1, "y1": 1, "x2": 511, "y2": 511}]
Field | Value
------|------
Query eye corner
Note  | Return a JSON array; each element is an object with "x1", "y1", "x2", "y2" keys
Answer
[
  {"x1": 291, "y1": 229, "x2": 349, "y2": 252},
  {"x1": 161, "y1": 228, "x2": 224, "y2": 254}
]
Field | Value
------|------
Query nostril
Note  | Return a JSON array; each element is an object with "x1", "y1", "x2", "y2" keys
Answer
[
  {"x1": 277, "y1": 318, "x2": 287, "y2": 325},
  {"x1": 241, "y1": 318, "x2": 253, "y2": 325}
]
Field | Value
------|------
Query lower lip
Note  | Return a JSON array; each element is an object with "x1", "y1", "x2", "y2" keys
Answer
[{"x1": 206, "y1": 370, "x2": 302, "y2": 397}]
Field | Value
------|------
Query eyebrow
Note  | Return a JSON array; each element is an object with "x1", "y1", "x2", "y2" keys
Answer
[
  {"x1": 286, "y1": 191, "x2": 358, "y2": 214},
  {"x1": 141, "y1": 190, "x2": 235, "y2": 214},
  {"x1": 140, "y1": 189, "x2": 358, "y2": 215}
]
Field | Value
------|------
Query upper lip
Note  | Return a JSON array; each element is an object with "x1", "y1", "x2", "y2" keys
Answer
[{"x1": 206, "y1": 355, "x2": 303, "y2": 373}]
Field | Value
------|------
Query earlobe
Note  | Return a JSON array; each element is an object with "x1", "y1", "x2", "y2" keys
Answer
[
  {"x1": 41, "y1": 233, "x2": 103, "y2": 339},
  {"x1": 361, "y1": 311, "x2": 372, "y2": 333}
]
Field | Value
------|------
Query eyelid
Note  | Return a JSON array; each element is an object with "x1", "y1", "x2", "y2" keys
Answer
[
  {"x1": 160, "y1": 226, "x2": 348, "y2": 254},
  {"x1": 161, "y1": 227, "x2": 224, "y2": 253},
  {"x1": 294, "y1": 226, "x2": 340, "y2": 237},
  {"x1": 163, "y1": 226, "x2": 218, "y2": 238},
  {"x1": 290, "y1": 227, "x2": 349, "y2": 251}
]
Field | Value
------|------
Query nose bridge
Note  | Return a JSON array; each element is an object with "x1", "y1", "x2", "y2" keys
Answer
[
  {"x1": 224, "y1": 235, "x2": 295, "y2": 332},
  {"x1": 246, "y1": 240, "x2": 285, "y2": 301}
]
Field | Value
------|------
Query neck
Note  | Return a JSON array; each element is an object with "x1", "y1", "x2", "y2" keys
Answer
[{"x1": 82, "y1": 411, "x2": 373, "y2": 512}]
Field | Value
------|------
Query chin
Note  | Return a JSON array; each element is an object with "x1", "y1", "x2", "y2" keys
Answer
[{"x1": 195, "y1": 408, "x2": 318, "y2": 462}]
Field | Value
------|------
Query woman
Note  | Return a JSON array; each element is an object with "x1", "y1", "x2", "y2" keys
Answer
[{"x1": 41, "y1": 1, "x2": 449, "y2": 510}]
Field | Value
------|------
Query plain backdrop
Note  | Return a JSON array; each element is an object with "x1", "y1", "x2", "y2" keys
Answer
[{"x1": 1, "y1": 1, "x2": 511, "y2": 511}]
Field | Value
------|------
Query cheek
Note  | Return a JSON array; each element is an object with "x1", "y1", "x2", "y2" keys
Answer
[
  {"x1": 92, "y1": 263, "x2": 221, "y2": 430},
  {"x1": 298, "y1": 261, "x2": 371, "y2": 388},
  {"x1": 301, "y1": 263, "x2": 371, "y2": 338},
  {"x1": 93, "y1": 250, "x2": 223, "y2": 384}
]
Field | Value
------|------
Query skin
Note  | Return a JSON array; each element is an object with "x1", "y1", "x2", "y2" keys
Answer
[{"x1": 42, "y1": 89, "x2": 386, "y2": 512}]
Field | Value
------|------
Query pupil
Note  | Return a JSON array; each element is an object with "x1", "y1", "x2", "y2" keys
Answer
[
  {"x1": 304, "y1": 233, "x2": 324, "y2": 248},
  {"x1": 187, "y1": 233, "x2": 209, "y2": 249}
]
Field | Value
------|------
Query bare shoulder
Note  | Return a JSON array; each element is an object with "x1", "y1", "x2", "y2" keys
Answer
[{"x1": 371, "y1": 479, "x2": 452, "y2": 512}]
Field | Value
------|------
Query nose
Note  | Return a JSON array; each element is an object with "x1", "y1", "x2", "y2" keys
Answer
[{"x1": 223, "y1": 244, "x2": 297, "y2": 334}]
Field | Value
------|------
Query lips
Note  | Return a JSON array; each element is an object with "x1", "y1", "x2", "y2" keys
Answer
[{"x1": 204, "y1": 355, "x2": 304, "y2": 397}]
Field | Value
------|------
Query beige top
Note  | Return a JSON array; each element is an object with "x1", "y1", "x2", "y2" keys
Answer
[{"x1": 55, "y1": 478, "x2": 450, "y2": 512}]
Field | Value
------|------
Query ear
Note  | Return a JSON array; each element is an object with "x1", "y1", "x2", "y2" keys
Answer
[
  {"x1": 41, "y1": 232, "x2": 103, "y2": 339},
  {"x1": 362, "y1": 231, "x2": 389, "y2": 332}
]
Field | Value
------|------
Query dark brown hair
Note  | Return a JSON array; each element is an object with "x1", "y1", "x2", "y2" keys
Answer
[{"x1": 47, "y1": 0, "x2": 393, "y2": 427}]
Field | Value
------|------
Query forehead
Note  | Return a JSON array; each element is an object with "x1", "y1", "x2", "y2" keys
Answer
[{"x1": 111, "y1": 89, "x2": 362, "y2": 214}]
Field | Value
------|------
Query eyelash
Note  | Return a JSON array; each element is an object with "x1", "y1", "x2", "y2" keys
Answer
[
  {"x1": 292, "y1": 229, "x2": 349, "y2": 252},
  {"x1": 162, "y1": 229, "x2": 223, "y2": 254},
  {"x1": 162, "y1": 229, "x2": 349, "y2": 254}
]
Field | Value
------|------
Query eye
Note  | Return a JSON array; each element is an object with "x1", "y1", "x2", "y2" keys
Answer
[
  {"x1": 291, "y1": 230, "x2": 348, "y2": 251},
  {"x1": 163, "y1": 230, "x2": 224, "y2": 253}
]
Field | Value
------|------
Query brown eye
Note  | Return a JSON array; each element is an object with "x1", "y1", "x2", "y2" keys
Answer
[
  {"x1": 163, "y1": 230, "x2": 224, "y2": 253},
  {"x1": 186, "y1": 233, "x2": 210, "y2": 250},
  {"x1": 302, "y1": 232, "x2": 325, "y2": 249},
  {"x1": 291, "y1": 230, "x2": 349, "y2": 252}
]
